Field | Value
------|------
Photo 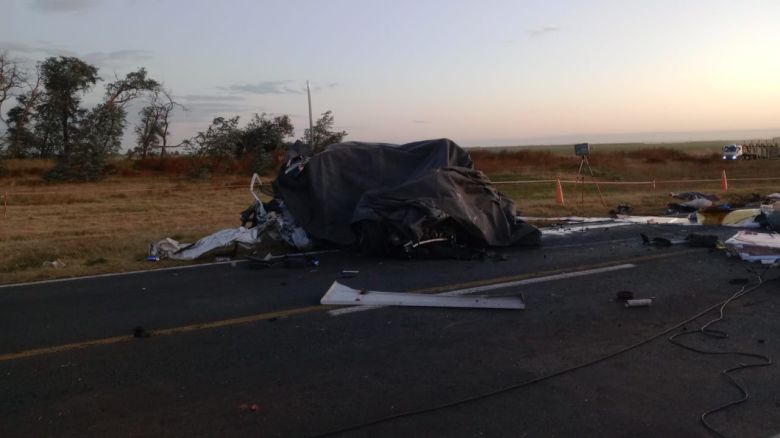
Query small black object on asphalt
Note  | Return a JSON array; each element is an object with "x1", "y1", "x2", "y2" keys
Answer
[
  {"x1": 616, "y1": 291, "x2": 634, "y2": 302},
  {"x1": 728, "y1": 278, "x2": 750, "y2": 285},
  {"x1": 133, "y1": 326, "x2": 150, "y2": 338},
  {"x1": 641, "y1": 233, "x2": 673, "y2": 247},
  {"x1": 284, "y1": 256, "x2": 308, "y2": 268},
  {"x1": 686, "y1": 234, "x2": 719, "y2": 248}
]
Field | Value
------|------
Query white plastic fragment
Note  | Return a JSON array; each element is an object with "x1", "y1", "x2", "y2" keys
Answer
[{"x1": 625, "y1": 298, "x2": 653, "y2": 308}]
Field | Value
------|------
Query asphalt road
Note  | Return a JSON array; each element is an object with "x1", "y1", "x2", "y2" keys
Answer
[{"x1": 1, "y1": 224, "x2": 778, "y2": 438}]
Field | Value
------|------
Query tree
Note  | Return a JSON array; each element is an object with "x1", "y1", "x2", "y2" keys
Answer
[
  {"x1": 132, "y1": 89, "x2": 184, "y2": 160},
  {"x1": 241, "y1": 113, "x2": 294, "y2": 172},
  {"x1": 186, "y1": 116, "x2": 242, "y2": 173},
  {"x1": 303, "y1": 110, "x2": 347, "y2": 153},
  {"x1": 103, "y1": 68, "x2": 159, "y2": 108},
  {"x1": 154, "y1": 90, "x2": 183, "y2": 161},
  {"x1": 1, "y1": 52, "x2": 27, "y2": 167},
  {"x1": 134, "y1": 104, "x2": 162, "y2": 159},
  {"x1": 38, "y1": 56, "x2": 99, "y2": 162},
  {"x1": 3, "y1": 63, "x2": 44, "y2": 158},
  {"x1": 43, "y1": 64, "x2": 160, "y2": 181},
  {"x1": 89, "y1": 68, "x2": 159, "y2": 154},
  {"x1": 5, "y1": 97, "x2": 37, "y2": 158}
]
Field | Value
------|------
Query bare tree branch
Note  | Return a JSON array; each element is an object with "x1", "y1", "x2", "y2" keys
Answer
[
  {"x1": 11, "y1": 64, "x2": 43, "y2": 154},
  {"x1": 0, "y1": 51, "x2": 26, "y2": 123}
]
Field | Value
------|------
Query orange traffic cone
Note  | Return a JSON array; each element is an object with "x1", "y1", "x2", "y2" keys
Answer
[
  {"x1": 555, "y1": 178, "x2": 565, "y2": 206},
  {"x1": 721, "y1": 169, "x2": 728, "y2": 192}
]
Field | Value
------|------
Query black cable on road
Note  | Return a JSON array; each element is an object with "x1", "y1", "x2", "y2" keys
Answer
[
  {"x1": 668, "y1": 268, "x2": 775, "y2": 438},
  {"x1": 310, "y1": 271, "x2": 778, "y2": 438}
]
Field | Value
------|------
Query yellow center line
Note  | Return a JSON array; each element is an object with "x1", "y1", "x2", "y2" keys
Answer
[{"x1": 0, "y1": 248, "x2": 697, "y2": 363}]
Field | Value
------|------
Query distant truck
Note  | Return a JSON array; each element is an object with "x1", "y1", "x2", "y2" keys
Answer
[{"x1": 722, "y1": 141, "x2": 780, "y2": 160}]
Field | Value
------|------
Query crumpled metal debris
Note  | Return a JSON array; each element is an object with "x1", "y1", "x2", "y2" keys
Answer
[
  {"x1": 667, "y1": 192, "x2": 720, "y2": 213},
  {"x1": 239, "y1": 199, "x2": 312, "y2": 251},
  {"x1": 154, "y1": 227, "x2": 260, "y2": 261}
]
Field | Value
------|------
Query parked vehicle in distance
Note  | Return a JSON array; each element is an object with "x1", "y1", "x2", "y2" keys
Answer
[
  {"x1": 722, "y1": 141, "x2": 779, "y2": 160},
  {"x1": 722, "y1": 144, "x2": 742, "y2": 160}
]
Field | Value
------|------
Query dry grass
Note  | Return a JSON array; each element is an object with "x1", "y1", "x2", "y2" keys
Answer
[
  {"x1": 2, "y1": 146, "x2": 779, "y2": 284},
  {"x1": 0, "y1": 174, "x2": 263, "y2": 284}
]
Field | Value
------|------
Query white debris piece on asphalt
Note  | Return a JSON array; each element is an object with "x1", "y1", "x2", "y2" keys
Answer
[
  {"x1": 724, "y1": 231, "x2": 780, "y2": 264},
  {"x1": 320, "y1": 281, "x2": 525, "y2": 310},
  {"x1": 541, "y1": 222, "x2": 634, "y2": 236},
  {"x1": 524, "y1": 211, "x2": 767, "y2": 237},
  {"x1": 329, "y1": 263, "x2": 636, "y2": 316}
]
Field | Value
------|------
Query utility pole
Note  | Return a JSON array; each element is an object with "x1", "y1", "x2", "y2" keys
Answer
[{"x1": 306, "y1": 80, "x2": 314, "y2": 146}]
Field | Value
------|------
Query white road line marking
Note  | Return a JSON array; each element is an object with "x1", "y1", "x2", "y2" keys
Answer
[
  {"x1": 0, "y1": 261, "x2": 248, "y2": 289},
  {"x1": 327, "y1": 263, "x2": 636, "y2": 317},
  {"x1": 0, "y1": 249, "x2": 340, "y2": 289}
]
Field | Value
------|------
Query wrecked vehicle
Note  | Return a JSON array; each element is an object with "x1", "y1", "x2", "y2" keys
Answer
[{"x1": 263, "y1": 138, "x2": 540, "y2": 257}]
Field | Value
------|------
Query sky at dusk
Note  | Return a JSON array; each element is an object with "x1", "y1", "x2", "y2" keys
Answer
[{"x1": 2, "y1": 0, "x2": 780, "y2": 147}]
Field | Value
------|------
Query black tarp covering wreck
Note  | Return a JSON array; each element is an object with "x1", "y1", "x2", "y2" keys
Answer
[{"x1": 272, "y1": 138, "x2": 540, "y2": 255}]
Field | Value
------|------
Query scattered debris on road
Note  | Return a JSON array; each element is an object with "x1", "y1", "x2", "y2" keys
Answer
[
  {"x1": 320, "y1": 281, "x2": 525, "y2": 310},
  {"x1": 246, "y1": 251, "x2": 331, "y2": 269},
  {"x1": 625, "y1": 298, "x2": 653, "y2": 308},
  {"x1": 640, "y1": 232, "x2": 721, "y2": 248},
  {"x1": 685, "y1": 234, "x2": 720, "y2": 248},
  {"x1": 725, "y1": 231, "x2": 780, "y2": 264},
  {"x1": 695, "y1": 207, "x2": 762, "y2": 226},
  {"x1": 640, "y1": 233, "x2": 678, "y2": 247}
]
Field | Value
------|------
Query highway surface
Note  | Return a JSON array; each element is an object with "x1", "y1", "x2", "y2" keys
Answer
[{"x1": 1, "y1": 224, "x2": 778, "y2": 437}]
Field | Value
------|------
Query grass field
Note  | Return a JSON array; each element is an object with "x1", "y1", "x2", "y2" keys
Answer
[
  {"x1": 2, "y1": 141, "x2": 779, "y2": 284},
  {"x1": 474, "y1": 140, "x2": 728, "y2": 154}
]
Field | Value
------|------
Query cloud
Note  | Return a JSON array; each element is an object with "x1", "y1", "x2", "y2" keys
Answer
[
  {"x1": 171, "y1": 100, "x2": 256, "y2": 124},
  {"x1": 173, "y1": 95, "x2": 251, "y2": 121},
  {"x1": 528, "y1": 26, "x2": 559, "y2": 37},
  {"x1": 180, "y1": 94, "x2": 246, "y2": 102},
  {"x1": 412, "y1": 120, "x2": 431, "y2": 124},
  {"x1": 225, "y1": 81, "x2": 303, "y2": 95},
  {"x1": 0, "y1": 41, "x2": 76, "y2": 57},
  {"x1": 32, "y1": 0, "x2": 100, "y2": 13},
  {"x1": 223, "y1": 80, "x2": 339, "y2": 95},
  {"x1": 0, "y1": 42, "x2": 150, "y2": 69},
  {"x1": 83, "y1": 49, "x2": 153, "y2": 68}
]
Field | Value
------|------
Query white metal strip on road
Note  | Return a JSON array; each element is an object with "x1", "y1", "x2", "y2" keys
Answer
[
  {"x1": 541, "y1": 222, "x2": 634, "y2": 236},
  {"x1": 321, "y1": 282, "x2": 526, "y2": 310},
  {"x1": 327, "y1": 263, "x2": 636, "y2": 316}
]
